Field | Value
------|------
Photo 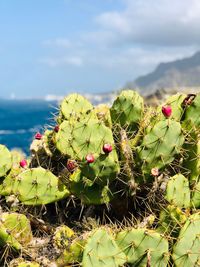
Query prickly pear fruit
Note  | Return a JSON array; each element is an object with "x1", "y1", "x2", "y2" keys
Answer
[
  {"x1": 34, "y1": 132, "x2": 42, "y2": 140},
  {"x1": 162, "y1": 105, "x2": 172, "y2": 118},
  {"x1": 103, "y1": 143, "x2": 112, "y2": 153},
  {"x1": 19, "y1": 159, "x2": 27, "y2": 168},
  {"x1": 54, "y1": 125, "x2": 59, "y2": 132},
  {"x1": 66, "y1": 159, "x2": 78, "y2": 172},
  {"x1": 86, "y1": 154, "x2": 95, "y2": 164}
]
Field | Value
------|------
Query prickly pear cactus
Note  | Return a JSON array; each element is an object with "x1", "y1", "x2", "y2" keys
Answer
[
  {"x1": 110, "y1": 90, "x2": 144, "y2": 132},
  {"x1": 116, "y1": 228, "x2": 169, "y2": 267},
  {"x1": 0, "y1": 224, "x2": 22, "y2": 251},
  {"x1": 172, "y1": 213, "x2": 200, "y2": 266},
  {"x1": 183, "y1": 94, "x2": 200, "y2": 129},
  {"x1": 165, "y1": 174, "x2": 190, "y2": 208},
  {"x1": 59, "y1": 93, "x2": 94, "y2": 121},
  {"x1": 56, "y1": 237, "x2": 85, "y2": 266},
  {"x1": 0, "y1": 212, "x2": 32, "y2": 250},
  {"x1": 54, "y1": 225, "x2": 75, "y2": 249},
  {"x1": 158, "y1": 205, "x2": 187, "y2": 237},
  {"x1": 55, "y1": 118, "x2": 119, "y2": 185},
  {"x1": 137, "y1": 120, "x2": 184, "y2": 178},
  {"x1": 183, "y1": 132, "x2": 200, "y2": 184},
  {"x1": 12, "y1": 167, "x2": 70, "y2": 205},
  {"x1": 0, "y1": 144, "x2": 12, "y2": 178},
  {"x1": 2, "y1": 90, "x2": 200, "y2": 267},
  {"x1": 157, "y1": 93, "x2": 186, "y2": 121},
  {"x1": 95, "y1": 104, "x2": 112, "y2": 128},
  {"x1": 82, "y1": 228, "x2": 126, "y2": 267},
  {"x1": 70, "y1": 181, "x2": 112, "y2": 205},
  {"x1": 190, "y1": 181, "x2": 200, "y2": 208}
]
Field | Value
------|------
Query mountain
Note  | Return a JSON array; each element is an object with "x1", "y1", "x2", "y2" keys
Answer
[{"x1": 127, "y1": 51, "x2": 200, "y2": 95}]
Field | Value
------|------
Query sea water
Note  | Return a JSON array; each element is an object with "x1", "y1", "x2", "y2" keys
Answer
[{"x1": 0, "y1": 99, "x2": 57, "y2": 154}]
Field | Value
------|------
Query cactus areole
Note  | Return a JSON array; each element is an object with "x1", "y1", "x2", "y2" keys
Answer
[{"x1": 162, "y1": 105, "x2": 172, "y2": 118}]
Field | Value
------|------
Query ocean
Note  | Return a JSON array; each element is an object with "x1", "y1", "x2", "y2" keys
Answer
[{"x1": 0, "y1": 99, "x2": 58, "y2": 154}]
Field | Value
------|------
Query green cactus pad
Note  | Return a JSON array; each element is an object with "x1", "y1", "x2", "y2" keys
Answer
[
  {"x1": 183, "y1": 132, "x2": 200, "y2": 183},
  {"x1": 191, "y1": 182, "x2": 200, "y2": 208},
  {"x1": 59, "y1": 93, "x2": 94, "y2": 121},
  {"x1": 165, "y1": 174, "x2": 190, "y2": 208},
  {"x1": 137, "y1": 119, "x2": 184, "y2": 176},
  {"x1": 172, "y1": 213, "x2": 200, "y2": 266},
  {"x1": 0, "y1": 212, "x2": 32, "y2": 245},
  {"x1": 110, "y1": 90, "x2": 144, "y2": 131},
  {"x1": 116, "y1": 228, "x2": 169, "y2": 267},
  {"x1": 56, "y1": 237, "x2": 85, "y2": 266},
  {"x1": 56, "y1": 118, "x2": 119, "y2": 184},
  {"x1": 0, "y1": 212, "x2": 32, "y2": 251},
  {"x1": 11, "y1": 149, "x2": 26, "y2": 167},
  {"x1": 80, "y1": 153, "x2": 119, "y2": 185},
  {"x1": 158, "y1": 205, "x2": 187, "y2": 237},
  {"x1": 183, "y1": 94, "x2": 200, "y2": 129},
  {"x1": 0, "y1": 164, "x2": 22, "y2": 196},
  {"x1": 70, "y1": 171, "x2": 113, "y2": 205},
  {"x1": 95, "y1": 104, "x2": 112, "y2": 128},
  {"x1": 0, "y1": 144, "x2": 12, "y2": 177},
  {"x1": 158, "y1": 93, "x2": 186, "y2": 121},
  {"x1": 13, "y1": 167, "x2": 70, "y2": 205},
  {"x1": 0, "y1": 224, "x2": 22, "y2": 250},
  {"x1": 54, "y1": 225, "x2": 75, "y2": 249},
  {"x1": 55, "y1": 118, "x2": 115, "y2": 159},
  {"x1": 82, "y1": 228, "x2": 126, "y2": 267}
]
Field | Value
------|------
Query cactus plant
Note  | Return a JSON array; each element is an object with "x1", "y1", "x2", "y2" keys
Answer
[
  {"x1": 110, "y1": 90, "x2": 144, "y2": 132},
  {"x1": 137, "y1": 119, "x2": 184, "y2": 178},
  {"x1": 2, "y1": 90, "x2": 200, "y2": 266},
  {"x1": 165, "y1": 174, "x2": 190, "y2": 208},
  {"x1": 0, "y1": 144, "x2": 12, "y2": 178},
  {"x1": 172, "y1": 213, "x2": 200, "y2": 266},
  {"x1": 116, "y1": 228, "x2": 169, "y2": 267},
  {"x1": 0, "y1": 212, "x2": 32, "y2": 251},
  {"x1": 11, "y1": 167, "x2": 70, "y2": 205},
  {"x1": 59, "y1": 93, "x2": 95, "y2": 121},
  {"x1": 82, "y1": 228, "x2": 126, "y2": 267},
  {"x1": 183, "y1": 94, "x2": 200, "y2": 129}
]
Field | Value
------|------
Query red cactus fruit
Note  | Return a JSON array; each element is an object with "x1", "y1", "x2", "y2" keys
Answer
[
  {"x1": 35, "y1": 132, "x2": 42, "y2": 140},
  {"x1": 66, "y1": 159, "x2": 77, "y2": 172},
  {"x1": 103, "y1": 143, "x2": 112, "y2": 153},
  {"x1": 20, "y1": 159, "x2": 28, "y2": 168},
  {"x1": 54, "y1": 125, "x2": 59, "y2": 132},
  {"x1": 162, "y1": 105, "x2": 172, "y2": 118},
  {"x1": 86, "y1": 154, "x2": 95, "y2": 164}
]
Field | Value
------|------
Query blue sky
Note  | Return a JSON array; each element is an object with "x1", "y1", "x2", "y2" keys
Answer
[{"x1": 0, "y1": 0, "x2": 199, "y2": 98}]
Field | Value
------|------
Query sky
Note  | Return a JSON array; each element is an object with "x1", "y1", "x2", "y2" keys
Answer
[{"x1": 0, "y1": 0, "x2": 200, "y2": 98}]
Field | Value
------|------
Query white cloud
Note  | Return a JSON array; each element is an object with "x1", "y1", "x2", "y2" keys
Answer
[
  {"x1": 93, "y1": 0, "x2": 200, "y2": 46},
  {"x1": 39, "y1": 0, "x2": 200, "y2": 87},
  {"x1": 42, "y1": 38, "x2": 71, "y2": 48},
  {"x1": 39, "y1": 56, "x2": 83, "y2": 67}
]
